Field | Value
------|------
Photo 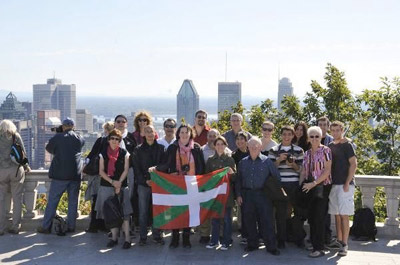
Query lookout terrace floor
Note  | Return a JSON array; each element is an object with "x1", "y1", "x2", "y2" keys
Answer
[{"x1": 0, "y1": 231, "x2": 399, "y2": 265}]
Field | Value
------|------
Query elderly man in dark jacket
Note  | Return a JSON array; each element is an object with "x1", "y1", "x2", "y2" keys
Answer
[
  {"x1": 37, "y1": 118, "x2": 85, "y2": 234},
  {"x1": 132, "y1": 125, "x2": 166, "y2": 246}
]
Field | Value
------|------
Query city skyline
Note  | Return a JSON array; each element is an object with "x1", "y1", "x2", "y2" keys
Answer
[{"x1": 1, "y1": 1, "x2": 399, "y2": 99}]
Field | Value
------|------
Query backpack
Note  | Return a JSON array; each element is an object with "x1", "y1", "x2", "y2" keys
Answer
[
  {"x1": 103, "y1": 193, "x2": 124, "y2": 229},
  {"x1": 350, "y1": 207, "x2": 377, "y2": 241},
  {"x1": 10, "y1": 134, "x2": 29, "y2": 177},
  {"x1": 52, "y1": 215, "x2": 67, "y2": 236}
]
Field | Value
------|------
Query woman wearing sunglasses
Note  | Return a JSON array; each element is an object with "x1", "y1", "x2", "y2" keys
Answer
[
  {"x1": 300, "y1": 126, "x2": 332, "y2": 258},
  {"x1": 133, "y1": 111, "x2": 158, "y2": 145},
  {"x1": 260, "y1": 121, "x2": 278, "y2": 155},
  {"x1": 95, "y1": 129, "x2": 132, "y2": 249}
]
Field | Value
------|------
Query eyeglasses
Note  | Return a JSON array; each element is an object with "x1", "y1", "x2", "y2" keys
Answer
[
  {"x1": 309, "y1": 135, "x2": 320, "y2": 139},
  {"x1": 164, "y1": 125, "x2": 176, "y2": 129},
  {"x1": 116, "y1": 120, "x2": 126, "y2": 124},
  {"x1": 262, "y1": 128, "x2": 273, "y2": 132},
  {"x1": 110, "y1": 137, "x2": 121, "y2": 141},
  {"x1": 196, "y1": 116, "x2": 206, "y2": 119},
  {"x1": 138, "y1": 118, "x2": 149, "y2": 122}
]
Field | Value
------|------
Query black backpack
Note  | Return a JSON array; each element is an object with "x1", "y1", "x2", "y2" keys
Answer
[
  {"x1": 10, "y1": 134, "x2": 29, "y2": 177},
  {"x1": 52, "y1": 215, "x2": 67, "y2": 236},
  {"x1": 103, "y1": 193, "x2": 124, "y2": 229},
  {"x1": 350, "y1": 207, "x2": 377, "y2": 241}
]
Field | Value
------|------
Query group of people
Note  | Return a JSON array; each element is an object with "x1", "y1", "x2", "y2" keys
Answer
[{"x1": 0, "y1": 110, "x2": 357, "y2": 259}]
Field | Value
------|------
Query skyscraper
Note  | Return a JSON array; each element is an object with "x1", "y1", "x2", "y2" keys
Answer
[
  {"x1": 218, "y1": 82, "x2": 242, "y2": 117},
  {"x1": 0, "y1": 92, "x2": 27, "y2": 120},
  {"x1": 34, "y1": 110, "x2": 61, "y2": 169},
  {"x1": 33, "y1": 78, "x2": 76, "y2": 121},
  {"x1": 277, "y1": 77, "x2": 294, "y2": 110},
  {"x1": 177, "y1": 79, "x2": 199, "y2": 126},
  {"x1": 76, "y1": 109, "x2": 94, "y2": 133}
]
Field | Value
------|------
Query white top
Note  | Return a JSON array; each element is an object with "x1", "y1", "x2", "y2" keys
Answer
[{"x1": 157, "y1": 137, "x2": 176, "y2": 151}]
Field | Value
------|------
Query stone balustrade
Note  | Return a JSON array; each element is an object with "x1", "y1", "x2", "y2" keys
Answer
[{"x1": 4, "y1": 171, "x2": 400, "y2": 237}]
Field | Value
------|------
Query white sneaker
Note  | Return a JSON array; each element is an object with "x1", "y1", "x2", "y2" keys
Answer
[
  {"x1": 220, "y1": 244, "x2": 229, "y2": 251},
  {"x1": 206, "y1": 243, "x2": 218, "y2": 249},
  {"x1": 338, "y1": 244, "x2": 348, "y2": 256}
]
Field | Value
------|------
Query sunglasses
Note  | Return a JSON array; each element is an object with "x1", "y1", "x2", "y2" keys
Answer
[
  {"x1": 110, "y1": 137, "x2": 121, "y2": 141},
  {"x1": 262, "y1": 128, "x2": 273, "y2": 132},
  {"x1": 116, "y1": 120, "x2": 126, "y2": 124},
  {"x1": 309, "y1": 135, "x2": 320, "y2": 139},
  {"x1": 138, "y1": 118, "x2": 149, "y2": 122},
  {"x1": 196, "y1": 116, "x2": 206, "y2": 119},
  {"x1": 164, "y1": 125, "x2": 176, "y2": 129}
]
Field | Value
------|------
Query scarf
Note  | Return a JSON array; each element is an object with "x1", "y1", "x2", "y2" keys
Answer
[
  {"x1": 176, "y1": 139, "x2": 196, "y2": 175},
  {"x1": 119, "y1": 129, "x2": 128, "y2": 150},
  {"x1": 107, "y1": 145, "x2": 120, "y2": 177}
]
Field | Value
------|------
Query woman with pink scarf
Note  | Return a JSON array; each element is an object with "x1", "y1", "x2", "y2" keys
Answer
[{"x1": 151, "y1": 124, "x2": 205, "y2": 249}]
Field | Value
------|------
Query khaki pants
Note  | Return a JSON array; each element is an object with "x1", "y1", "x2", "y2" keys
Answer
[
  {"x1": 0, "y1": 166, "x2": 24, "y2": 232},
  {"x1": 199, "y1": 218, "x2": 211, "y2": 237}
]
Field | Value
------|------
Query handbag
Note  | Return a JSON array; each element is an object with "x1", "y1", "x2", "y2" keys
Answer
[
  {"x1": 264, "y1": 175, "x2": 288, "y2": 201},
  {"x1": 103, "y1": 192, "x2": 124, "y2": 229}
]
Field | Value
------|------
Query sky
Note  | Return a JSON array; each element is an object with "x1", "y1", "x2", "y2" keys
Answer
[{"x1": 0, "y1": 0, "x2": 399, "y2": 101}]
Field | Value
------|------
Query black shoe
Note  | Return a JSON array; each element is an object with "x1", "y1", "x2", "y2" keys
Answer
[
  {"x1": 106, "y1": 239, "x2": 118, "y2": 248},
  {"x1": 8, "y1": 228, "x2": 19, "y2": 234},
  {"x1": 296, "y1": 239, "x2": 305, "y2": 248},
  {"x1": 122, "y1": 241, "x2": 131, "y2": 249},
  {"x1": 139, "y1": 238, "x2": 147, "y2": 246},
  {"x1": 199, "y1": 236, "x2": 210, "y2": 244},
  {"x1": 66, "y1": 228, "x2": 75, "y2": 233},
  {"x1": 37, "y1": 226, "x2": 51, "y2": 234},
  {"x1": 85, "y1": 227, "x2": 98, "y2": 233},
  {"x1": 244, "y1": 246, "x2": 258, "y2": 252},
  {"x1": 169, "y1": 240, "x2": 179, "y2": 248},
  {"x1": 153, "y1": 238, "x2": 165, "y2": 245},
  {"x1": 278, "y1": 240, "x2": 286, "y2": 249},
  {"x1": 182, "y1": 238, "x2": 192, "y2": 249},
  {"x1": 267, "y1": 249, "x2": 281, "y2": 256}
]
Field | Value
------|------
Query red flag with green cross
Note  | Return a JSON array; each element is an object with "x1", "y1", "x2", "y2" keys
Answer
[{"x1": 150, "y1": 167, "x2": 230, "y2": 230}]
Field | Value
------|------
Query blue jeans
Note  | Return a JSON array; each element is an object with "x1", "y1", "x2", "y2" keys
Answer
[
  {"x1": 138, "y1": 185, "x2": 161, "y2": 240},
  {"x1": 242, "y1": 190, "x2": 277, "y2": 250},
  {"x1": 42, "y1": 179, "x2": 81, "y2": 230},
  {"x1": 210, "y1": 207, "x2": 232, "y2": 245}
]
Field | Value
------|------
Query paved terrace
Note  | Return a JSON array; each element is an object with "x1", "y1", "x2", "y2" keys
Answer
[
  {"x1": 1, "y1": 230, "x2": 399, "y2": 265},
  {"x1": 1, "y1": 172, "x2": 400, "y2": 264}
]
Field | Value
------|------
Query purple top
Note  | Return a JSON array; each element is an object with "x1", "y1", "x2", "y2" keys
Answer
[{"x1": 303, "y1": 145, "x2": 332, "y2": 185}]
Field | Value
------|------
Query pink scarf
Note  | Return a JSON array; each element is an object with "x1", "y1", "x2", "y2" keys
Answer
[
  {"x1": 176, "y1": 139, "x2": 195, "y2": 175},
  {"x1": 107, "y1": 145, "x2": 120, "y2": 176}
]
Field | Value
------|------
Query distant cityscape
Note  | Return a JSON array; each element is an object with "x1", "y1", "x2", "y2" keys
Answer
[{"x1": 0, "y1": 76, "x2": 294, "y2": 170}]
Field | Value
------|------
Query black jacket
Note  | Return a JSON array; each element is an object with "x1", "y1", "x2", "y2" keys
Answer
[
  {"x1": 123, "y1": 132, "x2": 137, "y2": 155},
  {"x1": 87, "y1": 136, "x2": 107, "y2": 161},
  {"x1": 156, "y1": 140, "x2": 205, "y2": 175},
  {"x1": 46, "y1": 130, "x2": 85, "y2": 181},
  {"x1": 132, "y1": 140, "x2": 166, "y2": 186}
]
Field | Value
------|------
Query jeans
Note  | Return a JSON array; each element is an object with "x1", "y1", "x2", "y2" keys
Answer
[
  {"x1": 42, "y1": 179, "x2": 81, "y2": 230},
  {"x1": 210, "y1": 207, "x2": 232, "y2": 245},
  {"x1": 138, "y1": 185, "x2": 161, "y2": 240},
  {"x1": 242, "y1": 190, "x2": 277, "y2": 250}
]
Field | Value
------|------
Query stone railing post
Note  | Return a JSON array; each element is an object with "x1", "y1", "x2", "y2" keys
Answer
[
  {"x1": 23, "y1": 180, "x2": 39, "y2": 218},
  {"x1": 383, "y1": 186, "x2": 400, "y2": 226},
  {"x1": 359, "y1": 186, "x2": 376, "y2": 210}
]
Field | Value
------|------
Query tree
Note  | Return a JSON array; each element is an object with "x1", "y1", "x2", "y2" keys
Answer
[{"x1": 359, "y1": 77, "x2": 400, "y2": 175}]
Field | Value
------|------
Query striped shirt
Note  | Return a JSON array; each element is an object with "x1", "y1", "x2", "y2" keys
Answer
[
  {"x1": 303, "y1": 146, "x2": 332, "y2": 185},
  {"x1": 268, "y1": 144, "x2": 304, "y2": 183}
]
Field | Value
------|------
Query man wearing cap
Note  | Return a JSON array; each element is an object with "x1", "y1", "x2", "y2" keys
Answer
[{"x1": 37, "y1": 117, "x2": 85, "y2": 234}]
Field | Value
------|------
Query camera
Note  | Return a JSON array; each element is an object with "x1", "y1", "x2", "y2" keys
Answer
[
  {"x1": 51, "y1": 125, "x2": 63, "y2": 133},
  {"x1": 181, "y1": 164, "x2": 190, "y2": 173},
  {"x1": 287, "y1": 154, "x2": 294, "y2": 163}
]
